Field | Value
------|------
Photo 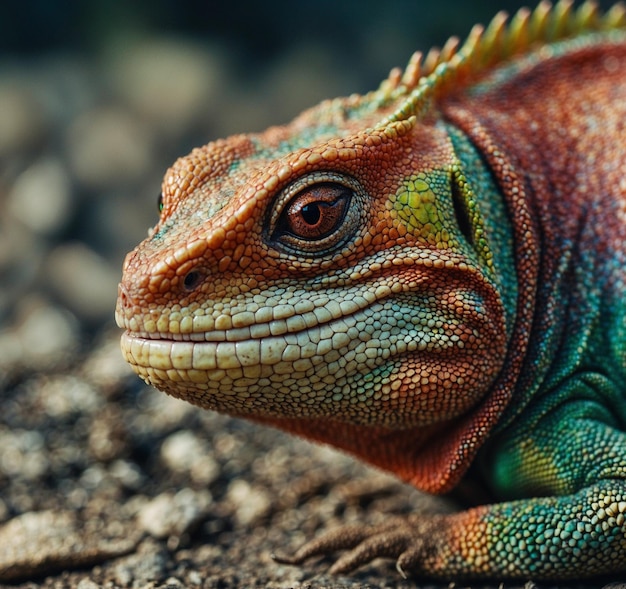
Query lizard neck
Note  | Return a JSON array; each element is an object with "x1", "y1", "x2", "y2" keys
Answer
[
  {"x1": 445, "y1": 37, "x2": 626, "y2": 429},
  {"x1": 444, "y1": 123, "x2": 518, "y2": 341}
]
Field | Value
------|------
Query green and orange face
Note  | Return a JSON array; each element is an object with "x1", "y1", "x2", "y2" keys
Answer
[{"x1": 116, "y1": 92, "x2": 507, "y2": 430}]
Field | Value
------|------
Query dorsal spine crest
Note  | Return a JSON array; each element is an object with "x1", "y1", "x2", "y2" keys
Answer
[{"x1": 372, "y1": 0, "x2": 626, "y2": 130}]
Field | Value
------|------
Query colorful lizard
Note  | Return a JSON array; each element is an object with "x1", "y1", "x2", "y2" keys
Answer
[{"x1": 115, "y1": 0, "x2": 626, "y2": 580}]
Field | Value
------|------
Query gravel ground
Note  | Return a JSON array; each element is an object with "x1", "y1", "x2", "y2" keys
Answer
[{"x1": 1, "y1": 10, "x2": 625, "y2": 589}]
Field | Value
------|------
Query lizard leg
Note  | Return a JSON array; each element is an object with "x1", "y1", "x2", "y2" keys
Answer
[
  {"x1": 275, "y1": 407, "x2": 626, "y2": 579},
  {"x1": 275, "y1": 481, "x2": 626, "y2": 579}
]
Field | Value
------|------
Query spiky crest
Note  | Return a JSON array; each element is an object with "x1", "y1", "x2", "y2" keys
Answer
[{"x1": 370, "y1": 0, "x2": 626, "y2": 129}]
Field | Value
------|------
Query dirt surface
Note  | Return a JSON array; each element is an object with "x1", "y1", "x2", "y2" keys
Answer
[{"x1": 4, "y1": 330, "x2": 626, "y2": 589}]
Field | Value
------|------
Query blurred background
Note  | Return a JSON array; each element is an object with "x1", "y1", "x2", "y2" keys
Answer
[{"x1": 1, "y1": 0, "x2": 614, "y2": 375}]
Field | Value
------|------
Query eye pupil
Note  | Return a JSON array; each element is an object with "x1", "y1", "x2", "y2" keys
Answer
[
  {"x1": 300, "y1": 203, "x2": 321, "y2": 226},
  {"x1": 183, "y1": 269, "x2": 203, "y2": 291}
]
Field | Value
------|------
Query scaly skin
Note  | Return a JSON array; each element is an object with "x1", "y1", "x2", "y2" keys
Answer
[{"x1": 116, "y1": 1, "x2": 626, "y2": 580}]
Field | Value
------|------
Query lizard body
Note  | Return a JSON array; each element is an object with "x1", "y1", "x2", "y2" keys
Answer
[{"x1": 116, "y1": 1, "x2": 626, "y2": 580}]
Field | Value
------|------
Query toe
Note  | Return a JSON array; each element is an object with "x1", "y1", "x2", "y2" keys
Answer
[
  {"x1": 328, "y1": 530, "x2": 411, "y2": 574},
  {"x1": 273, "y1": 523, "x2": 373, "y2": 565}
]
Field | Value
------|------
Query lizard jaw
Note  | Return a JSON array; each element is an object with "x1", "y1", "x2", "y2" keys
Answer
[{"x1": 119, "y1": 286, "x2": 501, "y2": 428}]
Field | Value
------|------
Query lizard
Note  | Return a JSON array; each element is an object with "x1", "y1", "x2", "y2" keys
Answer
[{"x1": 115, "y1": 0, "x2": 626, "y2": 580}]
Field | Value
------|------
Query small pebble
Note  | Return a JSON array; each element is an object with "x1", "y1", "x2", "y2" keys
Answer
[
  {"x1": 65, "y1": 106, "x2": 153, "y2": 190},
  {"x1": 226, "y1": 479, "x2": 272, "y2": 527},
  {"x1": 0, "y1": 428, "x2": 47, "y2": 481},
  {"x1": 0, "y1": 297, "x2": 79, "y2": 374},
  {"x1": 108, "y1": 38, "x2": 225, "y2": 137},
  {"x1": 113, "y1": 540, "x2": 169, "y2": 587},
  {"x1": 0, "y1": 81, "x2": 47, "y2": 156},
  {"x1": 138, "y1": 489, "x2": 212, "y2": 539},
  {"x1": 0, "y1": 511, "x2": 139, "y2": 582},
  {"x1": 76, "y1": 579, "x2": 101, "y2": 589},
  {"x1": 160, "y1": 430, "x2": 220, "y2": 485},
  {"x1": 44, "y1": 242, "x2": 120, "y2": 324},
  {"x1": 7, "y1": 157, "x2": 74, "y2": 236},
  {"x1": 39, "y1": 374, "x2": 102, "y2": 418}
]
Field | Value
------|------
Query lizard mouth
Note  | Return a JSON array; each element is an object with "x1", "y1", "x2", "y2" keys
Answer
[
  {"x1": 118, "y1": 305, "x2": 387, "y2": 405},
  {"x1": 118, "y1": 265, "x2": 506, "y2": 427},
  {"x1": 116, "y1": 277, "x2": 421, "y2": 385},
  {"x1": 116, "y1": 260, "x2": 506, "y2": 427},
  {"x1": 121, "y1": 325, "x2": 344, "y2": 374},
  {"x1": 119, "y1": 293, "x2": 501, "y2": 427},
  {"x1": 120, "y1": 297, "x2": 421, "y2": 373},
  {"x1": 120, "y1": 290, "x2": 485, "y2": 381},
  {"x1": 115, "y1": 279, "x2": 397, "y2": 344}
]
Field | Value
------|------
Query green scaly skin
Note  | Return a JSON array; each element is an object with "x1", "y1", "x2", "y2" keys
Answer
[{"x1": 116, "y1": 1, "x2": 626, "y2": 580}]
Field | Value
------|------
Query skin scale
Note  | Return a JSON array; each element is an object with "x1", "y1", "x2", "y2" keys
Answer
[{"x1": 115, "y1": 0, "x2": 626, "y2": 580}]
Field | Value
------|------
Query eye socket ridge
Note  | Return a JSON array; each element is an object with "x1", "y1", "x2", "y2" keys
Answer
[{"x1": 268, "y1": 173, "x2": 365, "y2": 256}]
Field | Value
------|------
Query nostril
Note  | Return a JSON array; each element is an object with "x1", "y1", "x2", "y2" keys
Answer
[{"x1": 183, "y1": 268, "x2": 204, "y2": 291}]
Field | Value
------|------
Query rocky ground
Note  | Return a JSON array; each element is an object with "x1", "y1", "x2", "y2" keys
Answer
[
  {"x1": 1, "y1": 7, "x2": 625, "y2": 589},
  {"x1": 3, "y1": 331, "x2": 622, "y2": 589}
]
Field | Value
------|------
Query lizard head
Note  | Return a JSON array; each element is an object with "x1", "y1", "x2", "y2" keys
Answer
[{"x1": 115, "y1": 72, "x2": 510, "y2": 433}]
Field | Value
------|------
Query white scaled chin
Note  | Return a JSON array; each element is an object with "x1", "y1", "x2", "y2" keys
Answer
[{"x1": 117, "y1": 285, "x2": 494, "y2": 427}]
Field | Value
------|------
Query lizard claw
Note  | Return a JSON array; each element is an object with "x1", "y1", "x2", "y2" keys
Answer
[
  {"x1": 328, "y1": 528, "x2": 415, "y2": 575},
  {"x1": 273, "y1": 516, "x2": 440, "y2": 577},
  {"x1": 396, "y1": 543, "x2": 426, "y2": 577},
  {"x1": 396, "y1": 560, "x2": 408, "y2": 580},
  {"x1": 272, "y1": 523, "x2": 377, "y2": 565}
]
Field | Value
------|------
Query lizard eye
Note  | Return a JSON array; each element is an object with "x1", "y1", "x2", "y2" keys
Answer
[
  {"x1": 269, "y1": 174, "x2": 365, "y2": 256},
  {"x1": 280, "y1": 184, "x2": 350, "y2": 240},
  {"x1": 157, "y1": 193, "x2": 164, "y2": 213}
]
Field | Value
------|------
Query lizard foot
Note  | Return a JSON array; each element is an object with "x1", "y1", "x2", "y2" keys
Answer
[{"x1": 273, "y1": 516, "x2": 444, "y2": 577}]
